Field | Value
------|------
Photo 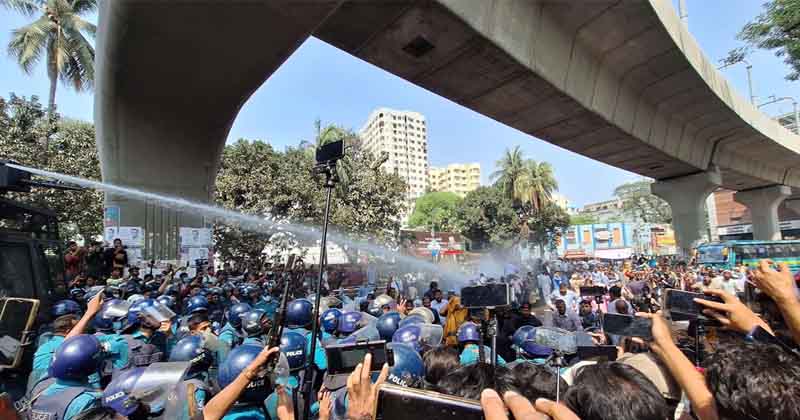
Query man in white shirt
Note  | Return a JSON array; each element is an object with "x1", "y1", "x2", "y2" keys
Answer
[{"x1": 430, "y1": 289, "x2": 449, "y2": 325}]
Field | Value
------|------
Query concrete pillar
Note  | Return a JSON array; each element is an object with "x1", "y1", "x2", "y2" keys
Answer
[
  {"x1": 651, "y1": 169, "x2": 721, "y2": 257},
  {"x1": 733, "y1": 185, "x2": 791, "y2": 240}
]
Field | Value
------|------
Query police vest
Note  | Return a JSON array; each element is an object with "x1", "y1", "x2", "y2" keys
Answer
[
  {"x1": 27, "y1": 385, "x2": 95, "y2": 420},
  {"x1": 116, "y1": 335, "x2": 163, "y2": 373}
]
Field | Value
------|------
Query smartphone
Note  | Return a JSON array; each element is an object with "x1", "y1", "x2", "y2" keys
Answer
[
  {"x1": 461, "y1": 284, "x2": 510, "y2": 308},
  {"x1": 325, "y1": 340, "x2": 394, "y2": 376},
  {"x1": 577, "y1": 345, "x2": 618, "y2": 362},
  {"x1": 374, "y1": 384, "x2": 484, "y2": 420},
  {"x1": 664, "y1": 290, "x2": 724, "y2": 318},
  {"x1": 602, "y1": 313, "x2": 653, "y2": 339}
]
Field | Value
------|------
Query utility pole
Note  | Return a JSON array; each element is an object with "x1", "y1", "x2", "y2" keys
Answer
[
  {"x1": 718, "y1": 59, "x2": 756, "y2": 105},
  {"x1": 678, "y1": 0, "x2": 688, "y2": 26}
]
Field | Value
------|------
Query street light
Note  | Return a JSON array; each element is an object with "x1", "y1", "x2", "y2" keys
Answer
[
  {"x1": 758, "y1": 95, "x2": 800, "y2": 135},
  {"x1": 718, "y1": 59, "x2": 756, "y2": 104}
]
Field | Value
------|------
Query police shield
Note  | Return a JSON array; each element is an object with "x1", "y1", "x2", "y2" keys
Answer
[
  {"x1": 103, "y1": 361, "x2": 190, "y2": 416},
  {"x1": 339, "y1": 324, "x2": 380, "y2": 344},
  {"x1": 101, "y1": 300, "x2": 132, "y2": 319},
  {"x1": 415, "y1": 323, "x2": 443, "y2": 348},
  {"x1": 140, "y1": 301, "x2": 176, "y2": 325}
]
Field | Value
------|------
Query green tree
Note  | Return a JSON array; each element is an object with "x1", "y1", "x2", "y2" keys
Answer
[
  {"x1": 490, "y1": 146, "x2": 526, "y2": 201},
  {"x1": 453, "y1": 186, "x2": 519, "y2": 249},
  {"x1": 0, "y1": 93, "x2": 102, "y2": 240},
  {"x1": 524, "y1": 202, "x2": 570, "y2": 254},
  {"x1": 3, "y1": 0, "x2": 97, "y2": 111},
  {"x1": 407, "y1": 191, "x2": 462, "y2": 232},
  {"x1": 570, "y1": 213, "x2": 598, "y2": 225},
  {"x1": 213, "y1": 137, "x2": 407, "y2": 263},
  {"x1": 515, "y1": 159, "x2": 557, "y2": 211},
  {"x1": 725, "y1": 0, "x2": 800, "y2": 80},
  {"x1": 614, "y1": 179, "x2": 671, "y2": 223}
]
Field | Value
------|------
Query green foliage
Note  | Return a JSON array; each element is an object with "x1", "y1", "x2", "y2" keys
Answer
[
  {"x1": 614, "y1": 180, "x2": 671, "y2": 224},
  {"x1": 515, "y1": 159, "x2": 558, "y2": 211},
  {"x1": 0, "y1": 93, "x2": 103, "y2": 240},
  {"x1": 453, "y1": 186, "x2": 519, "y2": 249},
  {"x1": 570, "y1": 213, "x2": 598, "y2": 226},
  {"x1": 490, "y1": 145, "x2": 525, "y2": 201},
  {"x1": 728, "y1": 0, "x2": 800, "y2": 80},
  {"x1": 523, "y1": 202, "x2": 570, "y2": 252},
  {"x1": 213, "y1": 136, "x2": 407, "y2": 263},
  {"x1": 408, "y1": 191, "x2": 462, "y2": 232},
  {"x1": 3, "y1": 0, "x2": 97, "y2": 109}
]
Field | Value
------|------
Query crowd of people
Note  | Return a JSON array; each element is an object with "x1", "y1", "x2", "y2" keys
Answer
[{"x1": 16, "y1": 242, "x2": 800, "y2": 420}]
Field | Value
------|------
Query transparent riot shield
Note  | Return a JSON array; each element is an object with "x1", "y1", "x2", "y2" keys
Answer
[{"x1": 0, "y1": 297, "x2": 39, "y2": 369}]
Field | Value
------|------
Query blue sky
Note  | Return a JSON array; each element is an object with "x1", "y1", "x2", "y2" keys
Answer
[{"x1": 2, "y1": 1, "x2": 800, "y2": 207}]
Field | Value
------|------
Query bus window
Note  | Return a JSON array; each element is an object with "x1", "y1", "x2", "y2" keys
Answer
[
  {"x1": 697, "y1": 245, "x2": 726, "y2": 264},
  {"x1": 0, "y1": 243, "x2": 35, "y2": 298},
  {"x1": 756, "y1": 247, "x2": 769, "y2": 258}
]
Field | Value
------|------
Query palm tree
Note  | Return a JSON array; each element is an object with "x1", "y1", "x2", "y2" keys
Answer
[
  {"x1": 490, "y1": 145, "x2": 525, "y2": 201},
  {"x1": 516, "y1": 159, "x2": 558, "y2": 211},
  {"x1": 3, "y1": 0, "x2": 97, "y2": 113}
]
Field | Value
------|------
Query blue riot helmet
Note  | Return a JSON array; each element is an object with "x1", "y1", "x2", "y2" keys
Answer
[
  {"x1": 242, "y1": 310, "x2": 271, "y2": 337},
  {"x1": 218, "y1": 345, "x2": 274, "y2": 403},
  {"x1": 127, "y1": 294, "x2": 145, "y2": 305},
  {"x1": 222, "y1": 282, "x2": 235, "y2": 294},
  {"x1": 169, "y1": 335, "x2": 214, "y2": 376},
  {"x1": 376, "y1": 312, "x2": 402, "y2": 341},
  {"x1": 286, "y1": 299, "x2": 313, "y2": 328},
  {"x1": 384, "y1": 343, "x2": 424, "y2": 388},
  {"x1": 519, "y1": 340, "x2": 553, "y2": 359},
  {"x1": 398, "y1": 314, "x2": 426, "y2": 328},
  {"x1": 122, "y1": 281, "x2": 142, "y2": 297},
  {"x1": 338, "y1": 311, "x2": 363, "y2": 335},
  {"x1": 457, "y1": 322, "x2": 481, "y2": 344},
  {"x1": 321, "y1": 308, "x2": 342, "y2": 334},
  {"x1": 227, "y1": 303, "x2": 252, "y2": 329},
  {"x1": 93, "y1": 299, "x2": 130, "y2": 332},
  {"x1": 51, "y1": 299, "x2": 82, "y2": 318},
  {"x1": 392, "y1": 324, "x2": 443, "y2": 353},
  {"x1": 156, "y1": 295, "x2": 176, "y2": 311},
  {"x1": 512, "y1": 326, "x2": 536, "y2": 349},
  {"x1": 186, "y1": 295, "x2": 209, "y2": 314},
  {"x1": 49, "y1": 334, "x2": 105, "y2": 380},
  {"x1": 69, "y1": 288, "x2": 86, "y2": 302},
  {"x1": 280, "y1": 331, "x2": 307, "y2": 372}
]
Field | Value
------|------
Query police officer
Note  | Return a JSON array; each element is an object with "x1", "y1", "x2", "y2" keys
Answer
[
  {"x1": 335, "y1": 311, "x2": 363, "y2": 343},
  {"x1": 241, "y1": 310, "x2": 272, "y2": 346},
  {"x1": 37, "y1": 299, "x2": 82, "y2": 346},
  {"x1": 285, "y1": 299, "x2": 327, "y2": 371},
  {"x1": 265, "y1": 331, "x2": 317, "y2": 420},
  {"x1": 376, "y1": 312, "x2": 401, "y2": 342},
  {"x1": 28, "y1": 312, "x2": 79, "y2": 392},
  {"x1": 169, "y1": 335, "x2": 215, "y2": 420},
  {"x1": 320, "y1": 308, "x2": 342, "y2": 345},
  {"x1": 213, "y1": 344, "x2": 276, "y2": 419},
  {"x1": 28, "y1": 335, "x2": 107, "y2": 420},
  {"x1": 118, "y1": 299, "x2": 169, "y2": 373},
  {"x1": 507, "y1": 326, "x2": 552, "y2": 367},
  {"x1": 220, "y1": 302, "x2": 252, "y2": 348},
  {"x1": 456, "y1": 322, "x2": 507, "y2": 366}
]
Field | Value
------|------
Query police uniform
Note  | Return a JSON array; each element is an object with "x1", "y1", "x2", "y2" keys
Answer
[
  {"x1": 219, "y1": 322, "x2": 244, "y2": 348},
  {"x1": 287, "y1": 327, "x2": 327, "y2": 370},
  {"x1": 242, "y1": 335, "x2": 268, "y2": 346},
  {"x1": 31, "y1": 379, "x2": 102, "y2": 420},
  {"x1": 459, "y1": 344, "x2": 507, "y2": 366}
]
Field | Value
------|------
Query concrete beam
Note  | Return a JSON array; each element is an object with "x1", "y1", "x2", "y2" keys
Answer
[
  {"x1": 95, "y1": 0, "x2": 341, "y2": 258},
  {"x1": 734, "y1": 185, "x2": 792, "y2": 240},
  {"x1": 651, "y1": 168, "x2": 721, "y2": 256}
]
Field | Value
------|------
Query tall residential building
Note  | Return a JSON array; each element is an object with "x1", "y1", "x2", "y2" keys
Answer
[
  {"x1": 359, "y1": 108, "x2": 429, "y2": 220},
  {"x1": 429, "y1": 163, "x2": 481, "y2": 197}
]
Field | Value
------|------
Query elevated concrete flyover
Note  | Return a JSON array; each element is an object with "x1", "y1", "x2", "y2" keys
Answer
[
  {"x1": 95, "y1": 0, "x2": 342, "y2": 258},
  {"x1": 96, "y1": 0, "x2": 800, "y2": 258},
  {"x1": 313, "y1": 0, "x2": 800, "y2": 254}
]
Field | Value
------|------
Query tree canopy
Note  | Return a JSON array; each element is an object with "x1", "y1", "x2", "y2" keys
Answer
[
  {"x1": 407, "y1": 191, "x2": 462, "y2": 232},
  {"x1": 453, "y1": 186, "x2": 519, "y2": 249},
  {"x1": 726, "y1": 0, "x2": 800, "y2": 80},
  {"x1": 570, "y1": 213, "x2": 599, "y2": 226},
  {"x1": 0, "y1": 93, "x2": 103, "y2": 240},
  {"x1": 213, "y1": 135, "x2": 407, "y2": 263},
  {"x1": 613, "y1": 179, "x2": 671, "y2": 224},
  {"x1": 3, "y1": 0, "x2": 97, "y2": 110}
]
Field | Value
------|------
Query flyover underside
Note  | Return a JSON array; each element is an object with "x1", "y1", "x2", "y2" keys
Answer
[
  {"x1": 95, "y1": 0, "x2": 341, "y2": 257},
  {"x1": 314, "y1": 0, "x2": 800, "y2": 191}
]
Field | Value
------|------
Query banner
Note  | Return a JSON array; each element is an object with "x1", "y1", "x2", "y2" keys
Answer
[{"x1": 179, "y1": 227, "x2": 212, "y2": 247}]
